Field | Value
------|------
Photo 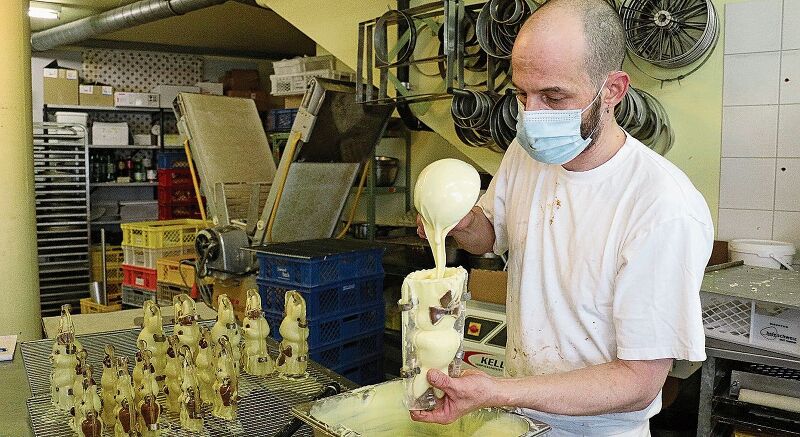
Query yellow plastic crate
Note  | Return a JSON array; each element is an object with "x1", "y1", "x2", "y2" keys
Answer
[
  {"x1": 157, "y1": 255, "x2": 198, "y2": 288},
  {"x1": 106, "y1": 283, "x2": 122, "y2": 296},
  {"x1": 91, "y1": 262, "x2": 124, "y2": 283},
  {"x1": 91, "y1": 245, "x2": 124, "y2": 265},
  {"x1": 107, "y1": 291, "x2": 121, "y2": 303},
  {"x1": 156, "y1": 281, "x2": 192, "y2": 307},
  {"x1": 121, "y1": 219, "x2": 207, "y2": 249},
  {"x1": 80, "y1": 297, "x2": 122, "y2": 314}
]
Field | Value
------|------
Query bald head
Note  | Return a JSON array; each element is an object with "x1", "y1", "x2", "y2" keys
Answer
[{"x1": 517, "y1": 0, "x2": 625, "y2": 86}]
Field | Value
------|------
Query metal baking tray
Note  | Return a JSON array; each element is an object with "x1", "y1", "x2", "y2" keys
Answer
[{"x1": 289, "y1": 379, "x2": 550, "y2": 437}]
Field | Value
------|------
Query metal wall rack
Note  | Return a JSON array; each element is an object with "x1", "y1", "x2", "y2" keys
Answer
[
  {"x1": 33, "y1": 122, "x2": 91, "y2": 317},
  {"x1": 357, "y1": 0, "x2": 466, "y2": 104}
]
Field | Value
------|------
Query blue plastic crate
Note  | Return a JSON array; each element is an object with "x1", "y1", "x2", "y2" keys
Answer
[
  {"x1": 267, "y1": 108, "x2": 298, "y2": 132},
  {"x1": 309, "y1": 329, "x2": 383, "y2": 370},
  {"x1": 265, "y1": 304, "x2": 385, "y2": 347},
  {"x1": 256, "y1": 245, "x2": 384, "y2": 288},
  {"x1": 332, "y1": 353, "x2": 384, "y2": 386},
  {"x1": 257, "y1": 274, "x2": 384, "y2": 320},
  {"x1": 157, "y1": 150, "x2": 189, "y2": 169}
]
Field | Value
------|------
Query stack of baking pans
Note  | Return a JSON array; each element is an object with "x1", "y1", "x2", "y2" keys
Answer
[
  {"x1": 488, "y1": 91, "x2": 518, "y2": 152},
  {"x1": 476, "y1": 0, "x2": 536, "y2": 59},
  {"x1": 451, "y1": 89, "x2": 497, "y2": 148},
  {"x1": 615, "y1": 87, "x2": 674, "y2": 155}
]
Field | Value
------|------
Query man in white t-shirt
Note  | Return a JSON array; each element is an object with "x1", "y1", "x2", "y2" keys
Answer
[{"x1": 410, "y1": 0, "x2": 713, "y2": 435}]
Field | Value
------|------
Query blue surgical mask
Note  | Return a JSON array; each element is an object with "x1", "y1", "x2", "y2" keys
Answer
[{"x1": 515, "y1": 81, "x2": 606, "y2": 165}]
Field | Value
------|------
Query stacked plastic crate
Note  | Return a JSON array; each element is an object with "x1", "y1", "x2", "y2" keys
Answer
[
  {"x1": 156, "y1": 254, "x2": 204, "y2": 306},
  {"x1": 269, "y1": 55, "x2": 356, "y2": 98},
  {"x1": 83, "y1": 245, "x2": 124, "y2": 313},
  {"x1": 157, "y1": 151, "x2": 202, "y2": 220},
  {"x1": 120, "y1": 219, "x2": 207, "y2": 307},
  {"x1": 255, "y1": 239, "x2": 386, "y2": 385},
  {"x1": 90, "y1": 244, "x2": 124, "y2": 302}
]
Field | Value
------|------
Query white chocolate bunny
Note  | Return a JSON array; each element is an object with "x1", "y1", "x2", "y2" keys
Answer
[
  {"x1": 242, "y1": 289, "x2": 274, "y2": 376},
  {"x1": 277, "y1": 291, "x2": 309, "y2": 378}
]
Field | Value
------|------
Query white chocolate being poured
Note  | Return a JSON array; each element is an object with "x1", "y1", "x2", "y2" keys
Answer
[{"x1": 414, "y1": 159, "x2": 481, "y2": 278}]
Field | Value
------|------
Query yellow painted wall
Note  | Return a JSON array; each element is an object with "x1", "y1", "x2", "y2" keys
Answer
[{"x1": 261, "y1": 0, "x2": 739, "y2": 227}]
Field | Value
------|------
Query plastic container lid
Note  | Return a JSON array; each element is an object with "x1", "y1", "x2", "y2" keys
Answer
[{"x1": 729, "y1": 239, "x2": 796, "y2": 257}]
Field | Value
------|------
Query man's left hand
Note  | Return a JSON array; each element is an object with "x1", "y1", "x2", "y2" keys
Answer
[{"x1": 409, "y1": 368, "x2": 497, "y2": 425}]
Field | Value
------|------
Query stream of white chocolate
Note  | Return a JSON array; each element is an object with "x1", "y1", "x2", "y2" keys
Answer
[{"x1": 414, "y1": 159, "x2": 481, "y2": 278}]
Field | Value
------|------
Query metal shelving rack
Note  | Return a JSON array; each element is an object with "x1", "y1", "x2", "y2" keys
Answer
[
  {"x1": 43, "y1": 104, "x2": 176, "y2": 231},
  {"x1": 33, "y1": 122, "x2": 91, "y2": 317},
  {"x1": 364, "y1": 117, "x2": 412, "y2": 240}
]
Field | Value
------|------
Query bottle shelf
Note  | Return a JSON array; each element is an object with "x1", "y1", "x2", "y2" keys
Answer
[
  {"x1": 90, "y1": 182, "x2": 158, "y2": 187},
  {"x1": 89, "y1": 145, "x2": 160, "y2": 149}
]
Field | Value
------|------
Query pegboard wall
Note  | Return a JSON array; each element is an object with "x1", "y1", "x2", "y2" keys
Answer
[{"x1": 81, "y1": 49, "x2": 203, "y2": 92}]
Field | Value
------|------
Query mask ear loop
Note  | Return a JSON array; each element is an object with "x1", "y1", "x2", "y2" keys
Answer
[
  {"x1": 580, "y1": 77, "x2": 609, "y2": 114},
  {"x1": 579, "y1": 78, "x2": 609, "y2": 141}
]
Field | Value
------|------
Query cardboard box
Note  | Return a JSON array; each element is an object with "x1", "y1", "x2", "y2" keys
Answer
[
  {"x1": 222, "y1": 69, "x2": 260, "y2": 91},
  {"x1": 54, "y1": 111, "x2": 88, "y2": 126},
  {"x1": 163, "y1": 133, "x2": 188, "y2": 147},
  {"x1": 196, "y1": 82, "x2": 224, "y2": 95},
  {"x1": 225, "y1": 89, "x2": 269, "y2": 112},
  {"x1": 212, "y1": 276, "x2": 255, "y2": 322},
  {"x1": 43, "y1": 61, "x2": 79, "y2": 105},
  {"x1": 468, "y1": 269, "x2": 507, "y2": 305},
  {"x1": 114, "y1": 92, "x2": 160, "y2": 108},
  {"x1": 92, "y1": 122, "x2": 129, "y2": 146},
  {"x1": 284, "y1": 94, "x2": 303, "y2": 109},
  {"x1": 151, "y1": 85, "x2": 201, "y2": 108},
  {"x1": 79, "y1": 84, "x2": 114, "y2": 107}
]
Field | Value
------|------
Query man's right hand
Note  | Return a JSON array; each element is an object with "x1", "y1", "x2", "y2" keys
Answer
[{"x1": 416, "y1": 209, "x2": 476, "y2": 240}]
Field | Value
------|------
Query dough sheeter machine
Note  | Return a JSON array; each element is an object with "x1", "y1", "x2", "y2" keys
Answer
[{"x1": 173, "y1": 78, "x2": 395, "y2": 289}]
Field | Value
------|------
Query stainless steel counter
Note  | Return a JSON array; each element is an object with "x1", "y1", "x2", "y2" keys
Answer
[{"x1": 697, "y1": 338, "x2": 800, "y2": 436}]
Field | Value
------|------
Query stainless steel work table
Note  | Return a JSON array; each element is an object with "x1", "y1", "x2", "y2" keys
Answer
[
  {"x1": 697, "y1": 262, "x2": 800, "y2": 436},
  {"x1": 698, "y1": 338, "x2": 800, "y2": 435}
]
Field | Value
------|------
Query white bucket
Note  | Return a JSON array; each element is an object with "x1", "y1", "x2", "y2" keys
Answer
[{"x1": 729, "y1": 239, "x2": 796, "y2": 270}]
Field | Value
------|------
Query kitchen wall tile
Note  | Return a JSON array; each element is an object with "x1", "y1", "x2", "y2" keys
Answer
[
  {"x1": 773, "y1": 211, "x2": 800, "y2": 248},
  {"x1": 723, "y1": 52, "x2": 781, "y2": 105},
  {"x1": 717, "y1": 208, "x2": 774, "y2": 240},
  {"x1": 781, "y1": 49, "x2": 800, "y2": 104},
  {"x1": 725, "y1": 0, "x2": 783, "y2": 54},
  {"x1": 784, "y1": 0, "x2": 800, "y2": 50},
  {"x1": 778, "y1": 104, "x2": 800, "y2": 157},
  {"x1": 719, "y1": 158, "x2": 776, "y2": 209},
  {"x1": 722, "y1": 105, "x2": 778, "y2": 157},
  {"x1": 775, "y1": 158, "x2": 800, "y2": 210}
]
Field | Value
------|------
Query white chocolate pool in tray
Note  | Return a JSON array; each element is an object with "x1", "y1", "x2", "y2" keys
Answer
[{"x1": 309, "y1": 380, "x2": 531, "y2": 436}]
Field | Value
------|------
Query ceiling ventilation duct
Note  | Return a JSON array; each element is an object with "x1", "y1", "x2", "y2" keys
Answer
[{"x1": 31, "y1": 0, "x2": 230, "y2": 52}]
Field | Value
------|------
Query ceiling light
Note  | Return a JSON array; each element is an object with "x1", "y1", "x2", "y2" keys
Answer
[{"x1": 29, "y1": 2, "x2": 61, "y2": 20}]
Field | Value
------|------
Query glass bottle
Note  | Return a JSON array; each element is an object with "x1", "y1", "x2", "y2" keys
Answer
[
  {"x1": 90, "y1": 153, "x2": 100, "y2": 183},
  {"x1": 117, "y1": 156, "x2": 127, "y2": 182},
  {"x1": 105, "y1": 152, "x2": 116, "y2": 182},
  {"x1": 133, "y1": 154, "x2": 144, "y2": 182}
]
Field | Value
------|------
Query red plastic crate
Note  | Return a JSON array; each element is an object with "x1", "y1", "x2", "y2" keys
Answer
[
  {"x1": 159, "y1": 204, "x2": 202, "y2": 220},
  {"x1": 157, "y1": 186, "x2": 197, "y2": 206},
  {"x1": 157, "y1": 169, "x2": 194, "y2": 188},
  {"x1": 122, "y1": 264, "x2": 158, "y2": 291}
]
